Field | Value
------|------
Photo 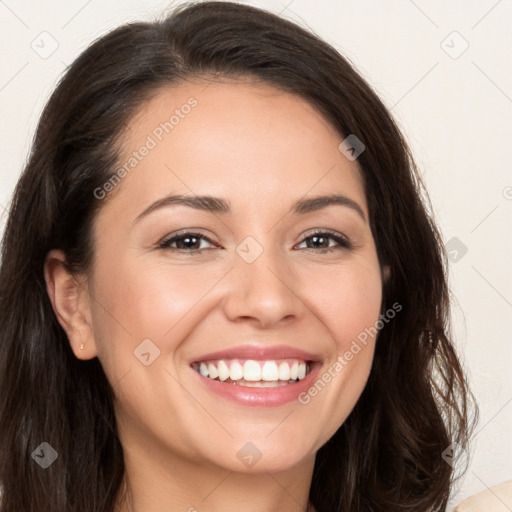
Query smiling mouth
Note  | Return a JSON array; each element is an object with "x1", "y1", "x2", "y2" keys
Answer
[{"x1": 191, "y1": 358, "x2": 312, "y2": 387}]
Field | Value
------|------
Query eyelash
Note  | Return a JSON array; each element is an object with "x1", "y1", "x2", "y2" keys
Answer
[{"x1": 158, "y1": 229, "x2": 352, "y2": 254}]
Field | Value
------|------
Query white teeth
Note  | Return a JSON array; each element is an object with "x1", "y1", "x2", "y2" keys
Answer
[
  {"x1": 290, "y1": 362, "x2": 299, "y2": 380},
  {"x1": 217, "y1": 360, "x2": 230, "y2": 382},
  {"x1": 278, "y1": 362, "x2": 291, "y2": 380},
  {"x1": 193, "y1": 358, "x2": 311, "y2": 385},
  {"x1": 229, "y1": 361, "x2": 243, "y2": 381},
  {"x1": 208, "y1": 363, "x2": 218, "y2": 379},
  {"x1": 199, "y1": 362, "x2": 209, "y2": 377},
  {"x1": 243, "y1": 360, "x2": 261, "y2": 381},
  {"x1": 261, "y1": 361, "x2": 279, "y2": 381}
]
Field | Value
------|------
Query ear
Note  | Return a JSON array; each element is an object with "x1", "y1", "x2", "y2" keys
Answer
[{"x1": 44, "y1": 249, "x2": 98, "y2": 360}]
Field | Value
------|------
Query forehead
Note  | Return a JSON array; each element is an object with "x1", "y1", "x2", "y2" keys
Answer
[{"x1": 105, "y1": 78, "x2": 367, "y2": 219}]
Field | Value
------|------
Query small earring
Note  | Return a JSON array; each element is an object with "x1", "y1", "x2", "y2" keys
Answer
[{"x1": 79, "y1": 343, "x2": 84, "y2": 350}]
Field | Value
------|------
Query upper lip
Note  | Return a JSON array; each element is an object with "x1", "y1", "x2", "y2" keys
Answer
[{"x1": 191, "y1": 344, "x2": 320, "y2": 363}]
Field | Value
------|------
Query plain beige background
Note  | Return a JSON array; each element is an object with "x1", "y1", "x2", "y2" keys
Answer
[{"x1": 0, "y1": 1, "x2": 511, "y2": 510}]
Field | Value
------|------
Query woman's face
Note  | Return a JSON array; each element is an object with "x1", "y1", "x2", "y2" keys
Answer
[{"x1": 81, "y1": 79, "x2": 384, "y2": 474}]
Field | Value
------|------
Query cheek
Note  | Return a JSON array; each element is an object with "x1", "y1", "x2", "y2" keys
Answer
[
  {"x1": 122, "y1": 262, "x2": 223, "y2": 334},
  {"x1": 305, "y1": 259, "x2": 383, "y2": 351},
  {"x1": 90, "y1": 256, "x2": 219, "y2": 358},
  {"x1": 297, "y1": 262, "x2": 382, "y2": 445}
]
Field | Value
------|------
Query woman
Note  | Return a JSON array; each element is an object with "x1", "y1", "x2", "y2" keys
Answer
[{"x1": 0, "y1": 2, "x2": 477, "y2": 511}]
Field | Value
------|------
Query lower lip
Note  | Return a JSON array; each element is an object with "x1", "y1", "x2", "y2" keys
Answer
[{"x1": 191, "y1": 363, "x2": 321, "y2": 407}]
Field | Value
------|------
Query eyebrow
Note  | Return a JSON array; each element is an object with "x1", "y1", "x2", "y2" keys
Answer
[{"x1": 132, "y1": 193, "x2": 367, "y2": 224}]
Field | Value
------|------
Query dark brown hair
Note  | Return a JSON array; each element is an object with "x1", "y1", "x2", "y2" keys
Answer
[{"x1": 0, "y1": 1, "x2": 477, "y2": 511}]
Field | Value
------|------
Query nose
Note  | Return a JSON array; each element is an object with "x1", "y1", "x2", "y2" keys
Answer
[{"x1": 221, "y1": 241, "x2": 305, "y2": 329}]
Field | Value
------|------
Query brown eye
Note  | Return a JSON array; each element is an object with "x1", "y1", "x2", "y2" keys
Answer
[
  {"x1": 159, "y1": 232, "x2": 216, "y2": 253},
  {"x1": 296, "y1": 230, "x2": 351, "y2": 253}
]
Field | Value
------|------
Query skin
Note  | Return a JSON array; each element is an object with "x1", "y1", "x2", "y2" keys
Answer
[{"x1": 45, "y1": 78, "x2": 387, "y2": 512}]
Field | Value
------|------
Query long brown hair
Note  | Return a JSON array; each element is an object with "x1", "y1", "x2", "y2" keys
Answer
[{"x1": 0, "y1": 2, "x2": 477, "y2": 510}]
